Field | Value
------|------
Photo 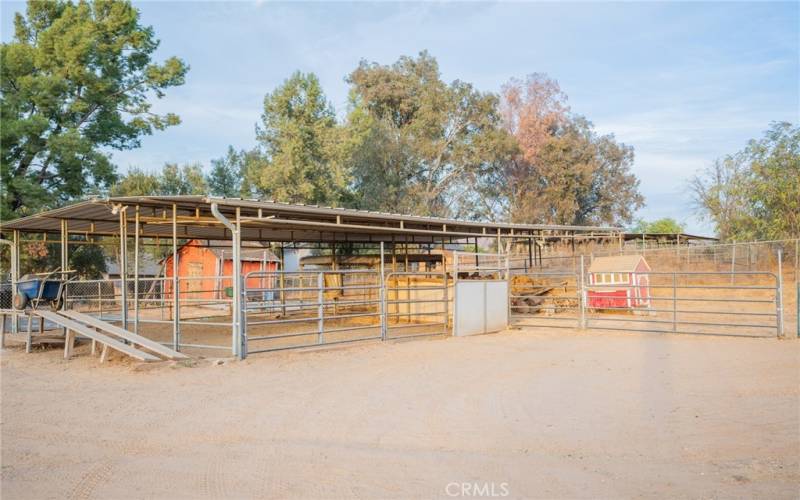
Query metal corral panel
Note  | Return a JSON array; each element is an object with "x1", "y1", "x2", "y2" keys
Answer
[{"x1": 454, "y1": 280, "x2": 509, "y2": 336}]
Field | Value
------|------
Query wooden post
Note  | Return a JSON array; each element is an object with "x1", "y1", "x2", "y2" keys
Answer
[
  {"x1": 25, "y1": 313, "x2": 33, "y2": 353},
  {"x1": 64, "y1": 330, "x2": 75, "y2": 360},
  {"x1": 527, "y1": 237, "x2": 533, "y2": 272},
  {"x1": 100, "y1": 344, "x2": 109, "y2": 363}
]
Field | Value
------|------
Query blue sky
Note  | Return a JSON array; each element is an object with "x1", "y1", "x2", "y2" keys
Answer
[{"x1": 2, "y1": 1, "x2": 798, "y2": 235}]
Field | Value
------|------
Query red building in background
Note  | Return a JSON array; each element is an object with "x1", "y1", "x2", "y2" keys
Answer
[
  {"x1": 586, "y1": 255, "x2": 651, "y2": 310},
  {"x1": 163, "y1": 240, "x2": 280, "y2": 299}
]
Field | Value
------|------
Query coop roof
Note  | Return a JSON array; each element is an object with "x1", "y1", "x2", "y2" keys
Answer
[{"x1": 588, "y1": 255, "x2": 649, "y2": 273}]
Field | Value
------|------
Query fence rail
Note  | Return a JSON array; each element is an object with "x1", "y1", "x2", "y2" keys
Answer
[{"x1": 510, "y1": 266, "x2": 784, "y2": 338}]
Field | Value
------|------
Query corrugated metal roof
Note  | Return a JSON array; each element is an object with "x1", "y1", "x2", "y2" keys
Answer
[{"x1": 0, "y1": 195, "x2": 622, "y2": 244}]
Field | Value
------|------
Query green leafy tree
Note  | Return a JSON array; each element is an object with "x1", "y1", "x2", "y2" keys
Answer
[
  {"x1": 160, "y1": 163, "x2": 207, "y2": 195},
  {"x1": 631, "y1": 218, "x2": 685, "y2": 234},
  {"x1": 110, "y1": 167, "x2": 159, "y2": 196},
  {"x1": 345, "y1": 52, "x2": 515, "y2": 217},
  {"x1": 691, "y1": 122, "x2": 799, "y2": 241},
  {"x1": 0, "y1": 0, "x2": 188, "y2": 219},
  {"x1": 250, "y1": 71, "x2": 346, "y2": 205},
  {"x1": 111, "y1": 163, "x2": 207, "y2": 196},
  {"x1": 207, "y1": 146, "x2": 260, "y2": 198}
]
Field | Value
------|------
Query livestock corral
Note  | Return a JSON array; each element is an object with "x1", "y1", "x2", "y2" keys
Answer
[
  {"x1": 509, "y1": 239, "x2": 798, "y2": 339},
  {"x1": 1, "y1": 197, "x2": 798, "y2": 499},
  {"x1": 0, "y1": 196, "x2": 797, "y2": 362}
]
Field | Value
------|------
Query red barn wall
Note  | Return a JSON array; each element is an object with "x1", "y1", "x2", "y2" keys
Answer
[{"x1": 163, "y1": 240, "x2": 278, "y2": 299}]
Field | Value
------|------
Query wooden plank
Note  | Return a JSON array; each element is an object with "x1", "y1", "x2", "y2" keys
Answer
[
  {"x1": 64, "y1": 330, "x2": 75, "y2": 360},
  {"x1": 30, "y1": 310, "x2": 158, "y2": 362},
  {"x1": 60, "y1": 310, "x2": 187, "y2": 360},
  {"x1": 26, "y1": 315, "x2": 32, "y2": 353}
]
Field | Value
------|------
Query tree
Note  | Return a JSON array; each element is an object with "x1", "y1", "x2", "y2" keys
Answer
[
  {"x1": 1, "y1": 0, "x2": 188, "y2": 219},
  {"x1": 208, "y1": 146, "x2": 242, "y2": 197},
  {"x1": 492, "y1": 74, "x2": 643, "y2": 226},
  {"x1": 631, "y1": 218, "x2": 685, "y2": 234},
  {"x1": 345, "y1": 52, "x2": 515, "y2": 217},
  {"x1": 109, "y1": 167, "x2": 159, "y2": 196},
  {"x1": 250, "y1": 71, "x2": 346, "y2": 205},
  {"x1": 207, "y1": 146, "x2": 260, "y2": 198},
  {"x1": 490, "y1": 74, "x2": 569, "y2": 221},
  {"x1": 111, "y1": 163, "x2": 207, "y2": 196},
  {"x1": 691, "y1": 122, "x2": 799, "y2": 241},
  {"x1": 159, "y1": 163, "x2": 207, "y2": 195}
]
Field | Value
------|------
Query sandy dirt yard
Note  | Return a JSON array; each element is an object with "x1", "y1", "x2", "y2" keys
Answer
[{"x1": 1, "y1": 329, "x2": 799, "y2": 499}]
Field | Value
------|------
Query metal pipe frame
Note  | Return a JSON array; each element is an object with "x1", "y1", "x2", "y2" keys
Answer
[
  {"x1": 134, "y1": 207, "x2": 139, "y2": 335},
  {"x1": 172, "y1": 203, "x2": 179, "y2": 351}
]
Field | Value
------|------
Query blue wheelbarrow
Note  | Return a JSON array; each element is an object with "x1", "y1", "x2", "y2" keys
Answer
[{"x1": 13, "y1": 269, "x2": 76, "y2": 311}]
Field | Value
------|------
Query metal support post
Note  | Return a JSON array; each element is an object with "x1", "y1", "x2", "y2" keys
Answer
[
  {"x1": 672, "y1": 274, "x2": 677, "y2": 332},
  {"x1": 234, "y1": 208, "x2": 244, "y2": 357},
  {"x1": 60, "y1": 220, "x2": 68, "y2": 338},
  {"x1": 12, "y1": 230, "x2": 19, "y2": 334},
  {"x1": 133, "y1": 207, "x2": 140, "y2": 335},
  {"x1": 118, "y1": 207, "x2": 129, "y2": 331},
  {"x1": 172, "y1": 203, "x2": 179, "y2": 351},
  {"x1": 279, "y1": 243, "x2": 286, "y2": 317},
  {"x1": 443, "y1": 271, "x2": 450, "y2": 334},
  {"x1": 317, "y1": 272, "x2": 324, "y2": 345},
  {"x1": 379, "y1": 241, "x2": 386, "y2": 340},
  {"x1": 210, "y1": 203, "x2": 243, "y2": 357},
  {"x1": 731, "y1": 242, "x2": 736, "y2": 285},
  {"x1": 579, "y1": 255, "x2": 586, "y2": 329},
  {"x1": 776, "y1": 248, "x2": 784, "y2": 338}
]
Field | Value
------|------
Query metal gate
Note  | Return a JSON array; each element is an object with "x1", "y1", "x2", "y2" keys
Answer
[
  {"x1": 242, "y1": 269, "x2": 450, "y2": 354},
  {"x1": 383, "y1": 272, "x2": 449, "y2": 339},
  {"x1": 243, "y1": 269, "x2": 383, "y2": 353},
  {"x1": 510, "y1": 267, "x2": 785, "y2": 338},
  {"x1": 452, "y1": 252, "x2": 510, "y2": 336},
  {"x1": 509, "y1": 271, "x2": 581, "y2": 329}
]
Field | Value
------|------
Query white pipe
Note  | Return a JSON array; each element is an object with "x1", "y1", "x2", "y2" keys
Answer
[{"x1": 210, "y1": 203, "x2": 242, "y2": 358}]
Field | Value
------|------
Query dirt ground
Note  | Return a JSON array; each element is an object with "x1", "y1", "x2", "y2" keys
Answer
[{"x1": 2, "y1": 328, "x2": 799, "y2": 499}]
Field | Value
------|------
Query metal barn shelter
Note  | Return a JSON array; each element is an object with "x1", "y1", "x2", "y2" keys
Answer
[{"x1": 0, "y1": 196, "x2": 620, "y2": 359}]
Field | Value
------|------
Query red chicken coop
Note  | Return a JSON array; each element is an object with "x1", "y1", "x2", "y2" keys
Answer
[{"x1": 586, "y1": 255, "x2": 652, "y2": 310}]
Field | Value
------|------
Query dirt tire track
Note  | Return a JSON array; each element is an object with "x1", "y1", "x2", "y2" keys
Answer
[{"x1": 67, "y1": 460, "x2": 114, "y2": 500}]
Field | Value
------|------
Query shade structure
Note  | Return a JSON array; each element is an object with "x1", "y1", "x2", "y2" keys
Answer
[{"x1": 0, "y1": 195, "x2": 622, "y2": 244}]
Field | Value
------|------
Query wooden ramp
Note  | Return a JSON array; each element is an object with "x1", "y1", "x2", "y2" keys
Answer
[
  {"x1": 60, "y1": 310, "x2": 187, "y2": 360},
  {"x1": 30, "y1": 310, "x2": 159, "y2": 362}
]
